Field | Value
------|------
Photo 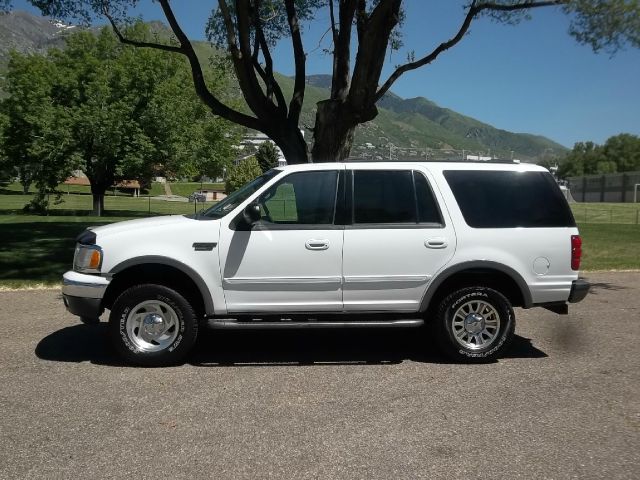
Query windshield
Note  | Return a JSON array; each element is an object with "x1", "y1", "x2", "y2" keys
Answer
[{"x1": 200, "y1": 169, "x2": 280, "y2": 219}]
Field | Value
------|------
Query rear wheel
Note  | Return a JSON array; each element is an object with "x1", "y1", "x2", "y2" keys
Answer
[
  {"x1": 109, "y1": 284, "x2": 199, "y2": 367},
  {"x1": 435, "y1": 286, "x2": 515, "y2": 363}
]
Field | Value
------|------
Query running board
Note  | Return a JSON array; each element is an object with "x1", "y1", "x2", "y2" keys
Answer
[{"x1": 208, "y1": 319, "x2": 424, "y2": 330}]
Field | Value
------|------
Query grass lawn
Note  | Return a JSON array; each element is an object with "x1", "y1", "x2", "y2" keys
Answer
[
  {"x1": 571, "y1": 202, "x2": 640, "y2": 224},
  {"x1": 2, "y1": 182, "x2": 155, "y2": 197},
  {"x1": 167, "y1": 182, "x2": 225, "y2": 197},
  {"x1": 0, "y1": 196, "x2": 638, "y2": 287},
  {"x1": 578, "y1": 223, "x2": 640, "y2": 271},
  {"x1": 0, "y1": 192, "x2": 216, "y2": 217}
]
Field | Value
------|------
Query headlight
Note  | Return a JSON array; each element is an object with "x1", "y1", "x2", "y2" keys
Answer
[{"x1": 73, "y1": 244, "x2": 103, "y2": 273}]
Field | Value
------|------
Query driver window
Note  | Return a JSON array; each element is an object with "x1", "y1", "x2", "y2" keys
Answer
[{"x1": 258, "y1": 170, "x2": 338, "y2": 225}]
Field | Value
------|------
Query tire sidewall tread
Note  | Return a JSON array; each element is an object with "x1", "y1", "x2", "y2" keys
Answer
[
  {"x1": 435, "y1": 286, "x2": 515, "y2": 363},
  {"x1": 109, "y1": 284, "x2": 199, "y2": 367}
]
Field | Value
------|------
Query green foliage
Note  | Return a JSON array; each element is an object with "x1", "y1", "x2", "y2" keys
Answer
[
  {"x1": 563, "y1": 0, "x2": 640, "y2": 54},
  {"x1": 255, "y1": 141, "x2": 280, "y2": 173},
  {"x1": 0, "y1": 25, "x2": 237, "y2": 215},
  {"x1": 225, "y1": 157, "x2": 262, "y2": 193},
  {"x1": 0, "y1": 109, "x2": 11, "y2": 185},
  {"x1": 21, "y1": 0, "x2": 640, "y2": 164},
  {"x1": 482, "y1": 1, "x2": 640, "y2": 55},
  {"x1": 206, "y1": 0, "x2": 324, "y2": 48},
  {"x1": 0, "y1": 51, "x2": 77, "y2": 211},
  {"x1": 558, "y1": 133, "x2": 640, "y2": 177}
]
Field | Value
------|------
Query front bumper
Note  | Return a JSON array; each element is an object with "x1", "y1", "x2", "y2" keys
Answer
[
  {"x1": 62, "y1": 271, "x2": 110, "y2": 319},
  {"x1": 568, "y1": 278, "x2": 590, "y2": 303}
]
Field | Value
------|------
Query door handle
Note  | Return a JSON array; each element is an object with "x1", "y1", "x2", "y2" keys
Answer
[
  {"x1": 425, "y1": 237, "x2": 448, "y2": 249},
  {"x1": 306, "y1": 239, "x2": 330, "y2": 250}
]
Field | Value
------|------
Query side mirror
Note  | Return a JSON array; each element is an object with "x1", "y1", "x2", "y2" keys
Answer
[{"x1": 243, "y1": 202, "x2": 261, "y2": 225}]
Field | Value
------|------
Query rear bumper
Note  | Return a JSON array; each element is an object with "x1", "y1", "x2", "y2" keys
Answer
[
  {"x1": 62, "y1": 271, "x2": 109, "y2": 319},
  {"x1": 568, "y1": 278, "x2": 590, "y2": 303}
]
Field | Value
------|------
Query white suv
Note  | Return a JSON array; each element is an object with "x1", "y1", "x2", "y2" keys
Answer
[{"x1": 62, "y1": 162, "x2": 589, "y2": 366}]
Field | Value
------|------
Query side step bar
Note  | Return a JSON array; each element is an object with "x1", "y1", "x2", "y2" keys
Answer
[{"x1": 208, "y1": 319, "x2": 424, "y2": 330}]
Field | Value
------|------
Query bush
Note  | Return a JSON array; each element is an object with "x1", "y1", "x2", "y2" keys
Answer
[
  {"x1": 255, "y1": 141, "x2": 280, "y2": 173},
  {"x1": 225, "y1": 157, "x2": 262, "y2": 193}
]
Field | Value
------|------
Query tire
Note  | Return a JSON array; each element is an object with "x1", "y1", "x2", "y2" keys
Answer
[
  {"x1": 109, "y1": 284, "x2": 199, "y2": 367},
  {"x1": 79, "y1": 316, "x2": 100, "y2": 325},
  {"x1": 435, "y1": 286, "x2": 515, "y2": 363}
]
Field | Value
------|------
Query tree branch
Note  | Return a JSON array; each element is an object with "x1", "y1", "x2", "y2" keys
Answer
[
  {"x1": 328, "y1": 0, "x2": 338, "y2": 46},
  {"x1": 375, "y1": 0, "x2": 568, "y2": 101},
  {"x1": 252, "y1": 0, "x2": 288, "y2": 114},
  {"x1": 153, "y1": 0, "x2": 262, "y2": 130},
  {"x1": 355, "y1": 0, "x2": 367, "y2": 43},
  {"x1": 349, "y1": 0, "x2": 401, "y2": 112},
  {"x1": 284, "y1": 0, "x2": 306, "y2": 124},
  {"x1": 101, "y1": 3, "x2": 182, "y2": 54},
  {"x1": 331, "y1": 0, "x2": 357, "y2": 100},
  {"x1": 229, "y1": 0, "x2": 275, "y2": 118}
]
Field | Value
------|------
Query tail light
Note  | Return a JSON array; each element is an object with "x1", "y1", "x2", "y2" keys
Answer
[{"x1": 571, "y1": 235, "x2": 582, "y2": 271}]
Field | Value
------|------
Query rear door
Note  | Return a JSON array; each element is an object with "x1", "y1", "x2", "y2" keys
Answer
[{"x1": 342, "y1": 166, "x2": 456, "y2": 312}]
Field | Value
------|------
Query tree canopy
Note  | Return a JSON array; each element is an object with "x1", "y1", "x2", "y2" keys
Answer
[
  {"x1": 1, "y1": 25, "x2": 238, "y2": 214},
  {"x1": 255, "y1": 141, "x2": 280, "y2": 173},
  {"x1": 558, "y1": 133, "x2": 640, "y2": 177},
  {"x1": 225, "y1": 157, "x2": 263, "y2": 193},
  {"x1": 15, "y1": 1, "x2": 640, "y2": 164}
]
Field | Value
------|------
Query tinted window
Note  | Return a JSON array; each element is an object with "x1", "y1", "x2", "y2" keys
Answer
[
  {"x1": 444, "y1": 170, "x2": 576, "y2": 228},
  {"x1": 354, "y1": 170, "x2": 415, "y2": 223},
  {"x1": 258, "y1": 170, "x2": 338, "y2": 225},
  {"x1": 415, "y1": 172, "x2": 443, "y2": 224}
]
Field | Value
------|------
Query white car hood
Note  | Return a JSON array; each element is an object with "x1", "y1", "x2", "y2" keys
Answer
[{"x1": 90, "y1": 215, "x2": 199, "y2": 238}]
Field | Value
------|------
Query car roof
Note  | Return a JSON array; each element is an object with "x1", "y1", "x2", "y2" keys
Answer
[{"x1": 276, "y1": 161, "x2": 549, "y2": 174}]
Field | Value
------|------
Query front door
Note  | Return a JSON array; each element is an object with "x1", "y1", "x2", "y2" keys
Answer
[
  {"x1": 342, "y1": 167, "x2": 456, "y2": 312},
  {"x1": 219, "y1": 168, "x2": 344, "y2": 313}
]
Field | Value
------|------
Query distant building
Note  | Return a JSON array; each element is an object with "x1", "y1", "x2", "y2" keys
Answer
[
  {"x1": 235, "y1": 130, "x2": 306, "y2": 167},
  {"x1": 64, "y1": 172, "x2": 141, "y2": 196},
  {"x1": 465, "y1": 155, "x2": 493, "y2": 161}
]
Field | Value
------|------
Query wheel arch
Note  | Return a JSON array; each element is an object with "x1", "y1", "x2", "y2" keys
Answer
[
  {"x1": 103, "y1": 256, "x2": 214, "y2": 316},
  {"x1": 420, "y1": 261, "x2": 532, "y2": 314}
]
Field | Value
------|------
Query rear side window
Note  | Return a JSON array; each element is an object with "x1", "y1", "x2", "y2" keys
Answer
[
  {"x1": 444, "y1": 170, "x2": 576, "y2": 228},
  {"x1": 352, "y1": 170, "x2": 443, "y2": 226},
  {"x1": 354, "y1": 170, "x2": 415, "y2": 223},
  {"x1": 415, "y1": 172, "x2": 442, "y2": 224}
]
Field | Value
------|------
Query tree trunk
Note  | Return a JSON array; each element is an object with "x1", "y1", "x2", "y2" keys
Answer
[
  {"x1": 311, "y1": 100, "x2": 358, "y2": 162},
  {"x1": 91, "y1": 192, "x2": 105, "y2": 217},
  {"x1": 89, "y1": 181, "x2": 109, "y2": 217},
  {"x1": 271, "y1": 123, "x2": 309, "y2": 165}
]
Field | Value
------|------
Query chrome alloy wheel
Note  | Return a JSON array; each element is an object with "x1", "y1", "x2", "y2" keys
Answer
[
  {"x1": 452, "y1": 300, "x2": 501, "y2": 350},
  {"x1": 125, "y1": 300, "x2": 180, "y2": 352}
]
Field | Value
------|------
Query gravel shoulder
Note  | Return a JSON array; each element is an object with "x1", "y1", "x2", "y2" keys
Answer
[{"x1": 0, "y1": 272, "x2": 638, "y2": 479}]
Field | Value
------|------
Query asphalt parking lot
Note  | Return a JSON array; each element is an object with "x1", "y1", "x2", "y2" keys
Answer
[{"x1": 1, "y1": 272, "x2": 639, "y2": 479}]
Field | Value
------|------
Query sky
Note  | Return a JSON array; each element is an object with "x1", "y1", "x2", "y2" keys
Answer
[{"x1": 13, "y1": 0, "x2": 640, "y2": 148}]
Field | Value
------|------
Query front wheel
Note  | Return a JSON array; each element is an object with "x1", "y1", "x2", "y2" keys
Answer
[
  {"x1": 435, "y1": 287, "x2": 515, "y2": 363},
  {"x1": 109, "y1": 284, "x2": 199, "y2": 367}
]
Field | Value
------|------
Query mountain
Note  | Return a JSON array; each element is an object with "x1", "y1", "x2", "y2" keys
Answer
[
  {"x1": 0, "y1": 10, "x2": 77, "y2": 66},
  {"x1": 303, "y1": 75, "x2": 565, "y2": 160},
  {"x1": 0, "y1": 11, "x2": 566, "y2": 161}
]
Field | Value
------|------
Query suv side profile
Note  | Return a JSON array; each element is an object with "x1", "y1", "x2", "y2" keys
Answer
[{"x1": 62, "y1": 162, "x2": 589, "y2": 366}]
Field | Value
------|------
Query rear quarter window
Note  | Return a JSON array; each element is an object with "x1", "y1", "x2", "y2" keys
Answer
[{"x1": 444, "y1": 170, "x2": 576, "y2": 228}]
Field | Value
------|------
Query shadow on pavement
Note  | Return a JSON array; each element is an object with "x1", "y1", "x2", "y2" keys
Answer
[
  {"x1": 35, "y1": 323, "x2": 547, "y2": 367},
  {"x1": 588, "y1": 281, "x2": 627, "y2": 294}
]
